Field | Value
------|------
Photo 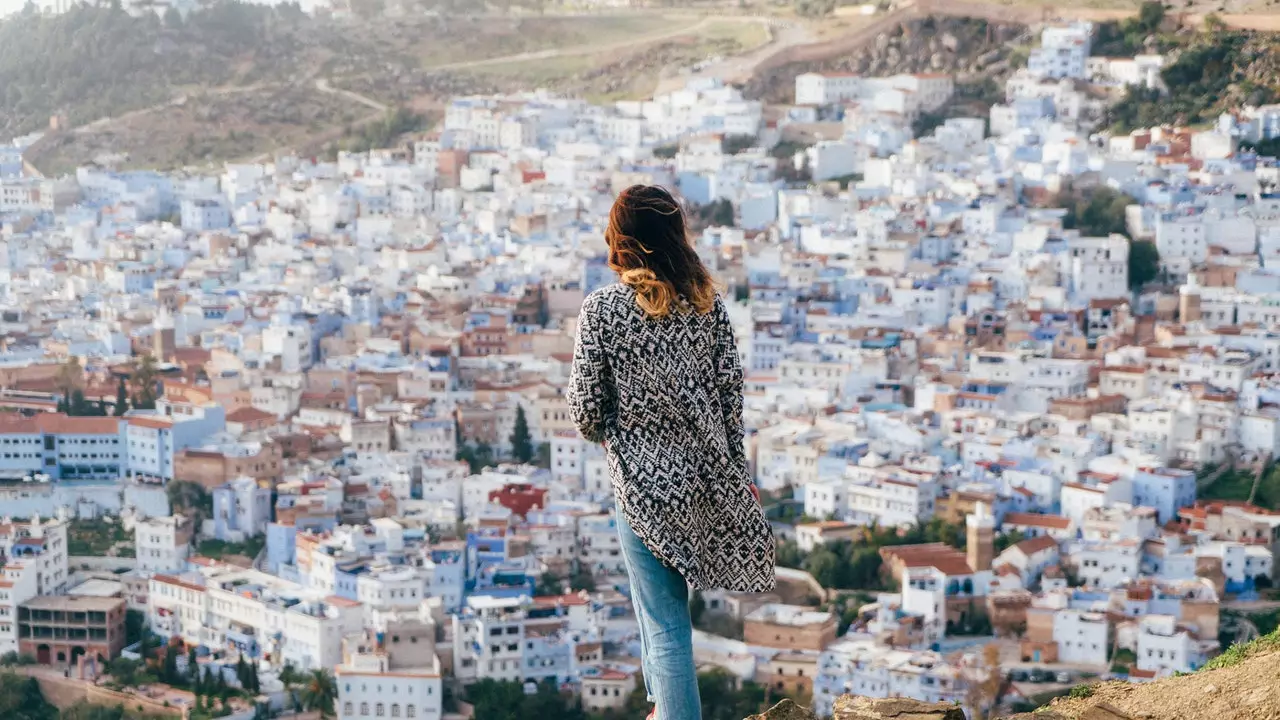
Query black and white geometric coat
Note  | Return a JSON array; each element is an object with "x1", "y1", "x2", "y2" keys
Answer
[{"x1": 567, "y1": 283, "x2": 776, "y2": 592}]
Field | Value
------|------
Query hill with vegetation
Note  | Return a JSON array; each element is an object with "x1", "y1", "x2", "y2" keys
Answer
[
  {"x1": 1105, "y1": 11, "x2": 1280, "y2": 132},
  {"x1": 0, "y1": 2, "x2": 318, "y2": 138},
  {"x1": 1, "y1": 2, "x2": 768, "y2": 170}
]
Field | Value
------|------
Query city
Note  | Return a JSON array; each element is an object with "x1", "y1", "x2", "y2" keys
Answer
[{"x1": 1, "y1": 1, "x2": 1280, "y2": 719}]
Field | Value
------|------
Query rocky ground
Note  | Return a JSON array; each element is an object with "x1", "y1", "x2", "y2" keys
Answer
[
  {"x1": 1034, "y1": 642, "x2": 1280, "y2": 720},
  {"x1": 748, "y1": 632, "x2": 1280, "y2": 720},
  {"x1": 744, "y1": 16, "x2": 1029, "y2": 105}
]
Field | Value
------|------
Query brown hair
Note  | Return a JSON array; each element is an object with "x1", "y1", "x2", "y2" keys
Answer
[{"x1": 605, "y1": 185, "x2": 716, "y2": 319}]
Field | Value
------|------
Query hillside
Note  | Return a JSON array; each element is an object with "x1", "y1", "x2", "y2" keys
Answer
[
  {"x1": 0, "y1": 2, "x2": 318, "y2": 138},
  {"x1": 1105, "y1": 19, "x2": 1280, "y2": 132},
  {"x1": 743, "y1": 15, "x2": 1026, "y2": 127},
  {"x1": 748, "y1": 630, "x2": 1280, "y2": 719},
  {"x1": 1, "y1": 3, "x2": 772, "y2": 170},
  {"x1": 1033, "y1": 629, "x2": 1280, "y2": 720}
]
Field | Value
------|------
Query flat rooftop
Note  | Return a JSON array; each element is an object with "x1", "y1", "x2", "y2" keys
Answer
[{"x1": 22, "y1": 594, "x2": 123, "y2": 611}]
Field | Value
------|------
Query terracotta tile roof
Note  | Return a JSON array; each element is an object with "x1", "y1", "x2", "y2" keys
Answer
[
  {"x1": 1013, "y1": 535, "x2": 1060, "y2": 555},
  {"x1": 1003, "y1": 512, "x2": 1072, "y2": 530},
  {"x1": 227, "y1": 407, "x2": 276, "y2": 423},
  {"x1": 0, "y1": 413, "x2": 122, "y2": 435},
  {"x1": 153, "y1": 574, "x2": 205, "y2": 593},
  {"x1": 881, "y1": 543, "x2": 974, "y2": 576},
  {"x1": 127, "y1": 417, "x2": 173, "y2": 430}
]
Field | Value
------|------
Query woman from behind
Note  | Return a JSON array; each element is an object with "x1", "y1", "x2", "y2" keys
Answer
[{"x1": 567, "y1": 185, "x2": 775, "y2": 720}]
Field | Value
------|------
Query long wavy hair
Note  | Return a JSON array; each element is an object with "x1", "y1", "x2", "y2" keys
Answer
[{"x1": 606, "y1": 185, "x2": 716, "y2": 319}]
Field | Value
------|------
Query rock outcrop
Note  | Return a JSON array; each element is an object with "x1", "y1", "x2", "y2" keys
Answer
[
  {"x1": 746, "y1": 629, "x2": 1280, "y2": 720},
  {"x1": 748, "y1": 697, "x2": 965, "y2": 720}
]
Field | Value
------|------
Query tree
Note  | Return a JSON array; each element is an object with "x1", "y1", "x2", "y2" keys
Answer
[
  {"x1": 962, "y1": 643, "x2": 1004, "y2": 720},
  {"x1": 130, "y1": 355, "x2": 160, "y2": 410},
  {"x1": 113, "y1": 377, "x2": 129, "y2": 416},
  {"x1": 55, "y1": 357, "x2": 84, "y2": 399},
  {"x1": 569, "y1": 568, "x2": 596, "y2": 592},
  {"x1": 106, "y1": 658, "x2": 148, "y2": 688},
  {"x1": 124, "y1": 609, "x2": 145, "y2": 645},
  {"x1": 510, "y1": 406, "x2": 533, "y2": 464},
  {"x1": 138, "y1": 632, "x2": 153, "y2": 669},
  {"x1": 698, "y1": 669, "x2": 766, "y2": 720},
  {"x1": 1058, "y1": 186, "x2": 1134, "y2": 238},
  {"x1": 534, "y1": 572, "x2": 562, "y2": 597},
  {"x1": 300, "y1": 668, "x2": 337, "y2": 719},
  {"x1": 721, "y1": 134, "x2": 757, "y2": 155},
  {"x1": 167, "y1": 481, "x2": 211, "y2": 522},
  {"x1": 994, "y1": 529, "x2": 1026, "y2": 554},
  {"x1": 534, "y1": 442, "x2": 551, "y2": 469},
  {"x1": 162, "y1": 644, "x2": 179, "y2": 685},
  {"x1": 187, "y1": 648, "x2": 199, "y2": 686},
  {"x1": 279, "y1": 663, "x2": 302, "y2": 711},
  {"x1": 775, "y1": 539, "x2": 804, "y2": 569},
  {"x1": 0, "y1": 672, "x2": 57, "y2": 720},
  {"x1": 465, "y1": 678, "x2": 586, "y2": 720},
  {"x1": 1130, "y1": 239, "x2": 1161, "y2": 290},
  {"x1": 67, "y1": 389, "x2": 90, "y2": 416},
  {"x1": 1138, "y1": 0, "x2": 1165, "y2": 31}
]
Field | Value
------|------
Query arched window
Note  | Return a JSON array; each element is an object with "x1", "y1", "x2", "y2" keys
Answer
[
  {"x1": 344, "y1": 703, "x2": 353, "y2": 715},
  {"x1": 391, "y1": 704, "x2": 400, "y2": 717},
  {"x1": 360, "y1": 703, "x2": 369, "y2": 716},
  {"x1": 376, "y1": 704, "x2": 385, "y2": 716},
  {"x1": 406, "y1": 706, "x2": 416, "y2": 718}
]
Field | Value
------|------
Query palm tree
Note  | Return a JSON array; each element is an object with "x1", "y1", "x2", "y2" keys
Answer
[{"x1": 300, "y1": 668, "x2": 337, "y2": 719}]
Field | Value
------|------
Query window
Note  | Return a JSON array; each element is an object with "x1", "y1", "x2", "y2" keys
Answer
[
  {"x1": 391, "y1": 705, "x2": 400, "y2": 717},
  {"x1": 345, "y1": 703, "x2": 353, "y2": 715},
  {"x1": 376, "y1": 704, "x2": 384, "y2": 716},
  {"x1": 406, "y1": 707, "x2": 415, "y2": 718},
  {"x1": 360, "y1": 704, "x2": 369, "y2": 715}
]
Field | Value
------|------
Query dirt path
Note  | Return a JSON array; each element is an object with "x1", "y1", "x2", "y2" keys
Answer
[
  {"x1": 427, "y1": 14, "x2": 727, "y2": 71},
  {"x1": 315, "y1": 76, "x2": 387, "y2": 113},
  {"x1": 655, "y1": 18, "x2": 816, "y2": 94}
]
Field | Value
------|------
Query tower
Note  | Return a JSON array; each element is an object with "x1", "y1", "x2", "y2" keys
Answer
[{"x1": 966, "y1": 501, "x2": 995, "y2": 573}]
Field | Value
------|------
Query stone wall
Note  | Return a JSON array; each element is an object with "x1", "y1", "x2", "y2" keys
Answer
[{"x1": 32, "y1": 673, "x2": 183, "y2": 718}]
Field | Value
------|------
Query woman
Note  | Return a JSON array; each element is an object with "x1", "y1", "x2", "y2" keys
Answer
[{"x1": 567, "y1": 185, "x2": 775, "y2": 720}]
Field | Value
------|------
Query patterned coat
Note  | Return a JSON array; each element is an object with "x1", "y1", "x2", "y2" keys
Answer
[{"x1": 567, "y1": 283, "x2": 775, "y2": 592}]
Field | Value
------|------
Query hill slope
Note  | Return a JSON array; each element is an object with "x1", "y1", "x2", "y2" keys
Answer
[
  {"x1": 1033, "y1": 630, "x2": 1280, "y2": 720},
  {"x1": 0, "y1": 2, "x2": 317, "y2": 137}
]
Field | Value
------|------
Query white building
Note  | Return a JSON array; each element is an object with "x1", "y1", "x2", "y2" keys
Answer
[
  {"x1": 1028, "y1": 23, "x2": 1093, "y2": 79},
  {"x1": 1052, "y1": 609, "x2": 1110, "y2": 667},
  {"x1": 135, "y1": 514, "x2": 193, "y2": 573}
]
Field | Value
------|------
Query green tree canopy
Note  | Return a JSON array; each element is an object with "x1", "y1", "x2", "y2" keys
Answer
[
  {"x1": 1058, "y1": 186, "x2": 1134, "y2": 238},
  {"x1": 510, "y1": 405, "x2": 533, "y2": 464},
  {"x1": 1129, "y1": 239, "x2": 1161, "y2": 290}
]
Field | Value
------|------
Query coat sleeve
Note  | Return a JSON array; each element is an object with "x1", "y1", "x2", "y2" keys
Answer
[
  {"x1": 567, "y1": 298, "x2": 614, "y2": 444},
  {"x1": 712, "y1": 296, "x2": 749, "y2": 475}
]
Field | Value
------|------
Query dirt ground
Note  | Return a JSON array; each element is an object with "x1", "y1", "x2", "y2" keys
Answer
[{"x1": 1043, "y1": 649, "x2": 1280, "y2": 720}]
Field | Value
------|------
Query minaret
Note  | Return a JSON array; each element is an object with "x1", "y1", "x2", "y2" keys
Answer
[{"x1": 966, "y1": 501, "x2": 995, "y2": 573}]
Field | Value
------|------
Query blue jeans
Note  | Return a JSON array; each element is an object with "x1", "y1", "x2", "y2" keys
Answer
[{"x1": 616, "y1": 505, "x2": 702, "y2": 720}]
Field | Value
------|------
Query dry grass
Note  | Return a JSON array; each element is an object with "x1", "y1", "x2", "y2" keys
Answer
[{"x1": 31, "y1": 85, "x2": 356, "y2": 174}]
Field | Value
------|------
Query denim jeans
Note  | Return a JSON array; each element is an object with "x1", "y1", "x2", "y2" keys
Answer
[{"x1": 616, "y1": 504, "x2": 702, "y2": 720}]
